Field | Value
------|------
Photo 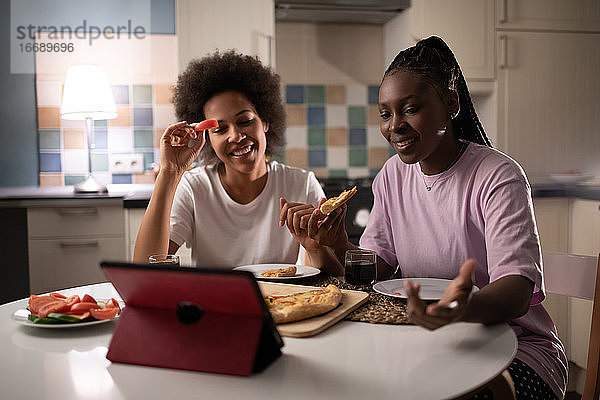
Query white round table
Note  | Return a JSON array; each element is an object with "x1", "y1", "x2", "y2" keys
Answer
[{"x1": 0, "y1": 283, "x2": 517, "y2": 400}]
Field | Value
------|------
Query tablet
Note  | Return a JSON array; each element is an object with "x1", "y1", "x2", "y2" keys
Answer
[{"x1": 100, "y1": 261, "x2": 283, "y2": 376}]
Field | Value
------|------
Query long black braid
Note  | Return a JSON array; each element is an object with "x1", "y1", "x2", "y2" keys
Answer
[{"x1": 384, "y1": 36, "x2": 491, "y2": 147}]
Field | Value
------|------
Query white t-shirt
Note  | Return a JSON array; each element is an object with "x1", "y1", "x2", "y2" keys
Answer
[{"x1": 170, "y1": 161, "x2": 325, "y2": 268}]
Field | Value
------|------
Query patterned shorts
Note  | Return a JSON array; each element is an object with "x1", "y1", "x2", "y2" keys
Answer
[{"x1": 470, "y1": 358, "x2": 557, "y2": 400}]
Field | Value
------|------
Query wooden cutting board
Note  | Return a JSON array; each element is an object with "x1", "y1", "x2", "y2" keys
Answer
[{"x1": 258, "y1": 282, "x2": 369, "y2": 338}]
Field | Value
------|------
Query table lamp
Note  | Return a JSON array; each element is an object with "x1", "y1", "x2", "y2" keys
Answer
[{"x1": 60, "y1": 64, "x2": 117, "y2": 193}]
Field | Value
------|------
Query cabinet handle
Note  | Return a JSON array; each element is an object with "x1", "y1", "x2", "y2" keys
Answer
[
  {"x1": 57, "y1": 208, "x2": 98, "y2": 217},
  {"x1": 499, "y1": 35, "x2": 508, "y2": 69},
  {"x1": 499, "y1": 0, "x2": 508, "y2": 23},
  {"x1": 59, "y1": 240, "x2": 99, "y2": 248}
]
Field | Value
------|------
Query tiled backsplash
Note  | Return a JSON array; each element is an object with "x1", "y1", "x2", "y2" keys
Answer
[{"x1": 278, "y1": 83, "x2": 392, "y2": 179}]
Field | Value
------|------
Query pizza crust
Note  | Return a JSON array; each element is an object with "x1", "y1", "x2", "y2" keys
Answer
[
  {"x1": 266, "y1": 284, "x2": 342, "y2": 324},
  {"x1": 320, "y1": 186, "x2": 357, "y2": 214},
  {"x1": 261, "y1": 266, "x2": 297, "y2": 277}
]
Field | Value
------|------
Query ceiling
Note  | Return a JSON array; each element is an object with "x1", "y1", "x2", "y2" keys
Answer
[{"x1": 274, "y1": 0, "x2": 411, "y2": 25}]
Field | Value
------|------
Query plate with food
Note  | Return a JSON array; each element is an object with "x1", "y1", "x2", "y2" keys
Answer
[
  {"x1": 12, "y1": 291, "x2": 122, "y2": 329},
  {"x1": 373, "y1": 278, "x2": 478, "y2": 301},
  {"x1": 233, "y1": 264, "x2": 321, "y2": 280}
]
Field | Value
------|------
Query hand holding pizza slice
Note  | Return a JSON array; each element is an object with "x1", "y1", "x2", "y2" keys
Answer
[{"x1": 319, "y1": 186, "x2": 357, "y2": 214}]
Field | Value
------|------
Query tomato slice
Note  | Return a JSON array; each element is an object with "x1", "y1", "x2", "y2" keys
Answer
[
  {"x1": 38, "y1": 300, "x2": 70, "y2": 318},
  {"x1": 194, "y1": 118, "x2": 219, "y2": 131},
  {"x1": 104, "y1": 298, "x2": 121, "y2": 311},
  {"x1": 90, "y1": 307, "x2": 119, "y2": 320},
  {"x1": 70, "y1": 302, "x2": 101, "y2": 313},
  {"x1": 65, "y1": 295, "x2": 81, "y2": 307},
  {"x1": 81, "y1": 294, "x2": 97, "y2": 304},
  {"x1": 49, "y1": 292, "x2": 67, "y2": 299}
]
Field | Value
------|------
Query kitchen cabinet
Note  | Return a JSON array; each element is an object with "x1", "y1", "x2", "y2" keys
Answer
[
  {"x1": 495, "y1": 0, "x2": 600, "y2": 32},
  {"x1": 568, "y1": 199, "x2": 600, "y2": 374},
  {"x1": 126, "y1": 208, "x2": 192, "y2": 266},
  {"x1": 27, "y1": 204, "x2": 126, "y2": 294},
  {"x1": 408, "y1": 0, "x2": 496, "y2": 82},
  {"x1": 176, "y1": 0, "x2": 275, "y2": 72},
  {"x1": 495, "y1": 31, "x2": 600, "y2": 176}
]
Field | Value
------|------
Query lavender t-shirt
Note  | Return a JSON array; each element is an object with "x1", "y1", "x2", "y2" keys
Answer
[{"x1": 360, "y1": 141, "x2": 567, "y2": 399}]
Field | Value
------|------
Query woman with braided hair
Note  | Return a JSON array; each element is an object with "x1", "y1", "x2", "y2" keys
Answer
[{"x1": 289, "y1": 36, "x2": 566, "y2": 399}]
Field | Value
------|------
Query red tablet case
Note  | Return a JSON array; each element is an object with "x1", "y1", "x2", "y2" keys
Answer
[{"x1": 100, "y1": 261, "x2": 283, "y2": 376}]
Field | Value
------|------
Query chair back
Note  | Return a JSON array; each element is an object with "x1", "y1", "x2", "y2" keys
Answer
[{"x1": 542, "y1": 251, "x2": 600, "y2": 400}]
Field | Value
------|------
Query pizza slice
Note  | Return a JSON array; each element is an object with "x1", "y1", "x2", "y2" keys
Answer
[
  {"x1": 261, "y1": 266, "x2": 297, "y2": 278},
  {"x1": 319, "y1": 186, "x2": 357, "y2": 214},
  {"x1": 264, "y1": 284, "x2": 342, "y2": 323}
]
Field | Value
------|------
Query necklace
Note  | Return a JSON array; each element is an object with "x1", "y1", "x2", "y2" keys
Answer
[{"x1": 420, "y1": 141, "x2": 467, "y2": 191}]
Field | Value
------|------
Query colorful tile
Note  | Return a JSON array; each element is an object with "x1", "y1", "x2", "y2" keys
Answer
[
  {"x1": 112, "y1": 174, "x2": 133, "y2": 184},
  {"x1": 346, "y1": 84, "x2": 367, "y2": 106},
  {"x1": 327, "y1": 127, "x2": 348, "y2": 146},
  {"x1": 367, "y1": 105, "x2": 380, "y2": 125},
  {"x1": 108, "y1": 127, "x2": 134, "y2": 151},
  {"x1": 348, "y1": 106, "x2": 366, "y2": 127},
  {"x1": 133, "y1": 85, "x2": 153, "y2": 104},
  {"x1": 91, "y1": 153, "x2": 109, "y2": 172},
  {"x1": 347, "y1": 167, "x2": 370, "y2": 178},
  {"x1": 65, "y1": 175, "x2": 87, "y2": 186},
  {"x1": 36, "y1": 81, "x2": 62, "y2": 107},
  {"x1": 133, "y1": 172, "x2": 156, "y2": 184},
  {"x1": 286, "y1": 105, "x2": 306, "y2": 126},
  {"x1": 368, "y1": 147, "x2": 391, "y2": 168},
  {"x1": 134, "y1": 129, "x2": 154, "y2": 148},
  {"x1": 311, "y1": 168, "x2": 329, "y2": 179},
  {"x1": 38, "y1": 107, "x2": 61, "y2": 128},
  {"x1": 326, "y1": 105, "x2": 347, "y2": 127},
  {"x1": 63, "y1": 150, "x2": 89, "y2": 174},
  {"x1": 63, "y1": 129, "x2": 85, "y2": 149},
  {"x1": 326, "y1": 85, "x2": 346, "y2": 104},
  {"x1": 349, "y1": 147, "x2": 367, "y2": 167},
  {"x1": 111, "y1": 106, "x2": 132, "y2": 126},
  {"x1": 368, "y1": 85, "x2": 379, "y2": 105},
  {"x1": 39, "y1": 130, "x2": 60, "y2": 150},
  {"x1": 153, "y1": 84, "x2": 174, "y2": 104},
  {"x1": 39, "y1": 153, "x2": 61, "y2": 172},
  {"x1": 143, "y1": 151, "x2": 155, "y2": 170},
  {"x1": 39, "y1": 173, "x2": 63, "y2": 187},
  {"x1": 286, "y1": 85, "x2": 304, "y2": 104},
  {"x1": 307, "y1": 107, "x2": 325, "y2": 126},
  {"x1": 308, "y1": 127, "x2": 326, "y2": 146},
  {"x1": 111, "y1": 85, "x2": 130, "y2": 105},
  {"x1": 329, "y1": 169, "x2": 347, "y2": 178},
  {"x1": 284, "y1": 148, "x2": 307, "y2": 169},
  {"x1": 349, "y1": 128, "x2": 367, "y2": 146},
  {"x1": 327, "y1": 147, "x2": 348, "y2": 169},
  {"x1": 94, "y1": 128, "x2": 108, "y2": 149},
  {"x1": 367, "y1": 126, "x2": 387, "y2": 147},
  {"x1": 133, "y1": 107, "x2": 153, "y2": 126},
  {"x1": 284, "y1": 126, "x2": 307, "y2": 148},
  {"x1": 306, "y1": 85, "x2": 325, "y2": 104},
  {"x1": 94, "y1": 120, "x2": 108, "y2": 128},
  {"x1": 153, "y1": 104, "x2": 176, "y2": 129},
  {"x1": 308, "y1": 148, "x2": 326, "y2": 167}
]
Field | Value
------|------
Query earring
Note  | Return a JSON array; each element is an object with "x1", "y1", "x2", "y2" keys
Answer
[
  {"x1": 451, "y1": 108, "x2": 460, "y2": 119},
  {"x1": 436, "y1": 126, "x2": 447, "y2": 136}
]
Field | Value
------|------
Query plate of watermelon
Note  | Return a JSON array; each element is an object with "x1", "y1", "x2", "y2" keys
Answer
[{"x1": 12, "y1": 292, "x2": 122, "y2": 328}]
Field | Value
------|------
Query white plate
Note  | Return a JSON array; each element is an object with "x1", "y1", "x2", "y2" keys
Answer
[
  {"x1": 373, "y1": 278, "x2": 453, "y2": 301},
  {"x1": 11, "y1": 308, "x2": 119, "y2": 329},
  {"x1": 234, "y1": 264, "x2": 320, "y2": 280}
]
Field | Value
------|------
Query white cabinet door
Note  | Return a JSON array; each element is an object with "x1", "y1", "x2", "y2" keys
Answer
[
  {"x1": 533, "y1": 197, "x2": 569, "y2": 253},
  {"x1": 568, "y1": 199, "x2": 600, "y2": 374},
  {"x1": 496, "y1": 0, "x2": 600, "y2": 32},
  {"x1": 408, "y1": 0, "x2": 495, "y2": 81},
  {"x1": 496, "y1": 31, "x2": 600, "y2": 176},
  {"x1": 177, "y1": 0, "x2": 275, "y2": 72},
  {"x1": 28, "y1": 237, "x2": 125, "y2": 294}
]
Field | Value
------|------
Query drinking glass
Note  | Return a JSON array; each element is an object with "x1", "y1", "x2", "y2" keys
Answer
[
  {"x1": 344, "y1": 249, "x2": 376, "y2": 285},
  {"x1": 148, "y1": 254, "x2": 180, "y2": 266}
]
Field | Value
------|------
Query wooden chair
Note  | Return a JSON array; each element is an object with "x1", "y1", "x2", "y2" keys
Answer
[{"x1": 543, "y1": 252, "x2": 600, "y2": 400}]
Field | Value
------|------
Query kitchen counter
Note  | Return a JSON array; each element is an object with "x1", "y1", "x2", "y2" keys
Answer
[{"x1": 1, "y1": 181, "x2": 599, "y2": 208}]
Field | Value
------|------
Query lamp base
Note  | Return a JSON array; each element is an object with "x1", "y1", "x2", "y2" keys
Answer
[{"x1": 74, "y1": 175, "x2": 108, "y2": 193}]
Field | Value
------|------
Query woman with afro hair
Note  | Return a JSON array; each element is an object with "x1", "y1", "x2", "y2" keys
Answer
[{"x1": 134, "y1": 50, "x2": 343, "y2": 274}]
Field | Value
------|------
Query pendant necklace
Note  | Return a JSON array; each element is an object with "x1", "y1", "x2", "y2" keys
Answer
[{"x1": 421, "y1": 141, "x2": 467, "y2": 191}]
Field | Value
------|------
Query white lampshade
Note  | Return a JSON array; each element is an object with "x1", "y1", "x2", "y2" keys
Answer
[{"x1": 60, "y1": 64, "x2": 117, "y2": 120}]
